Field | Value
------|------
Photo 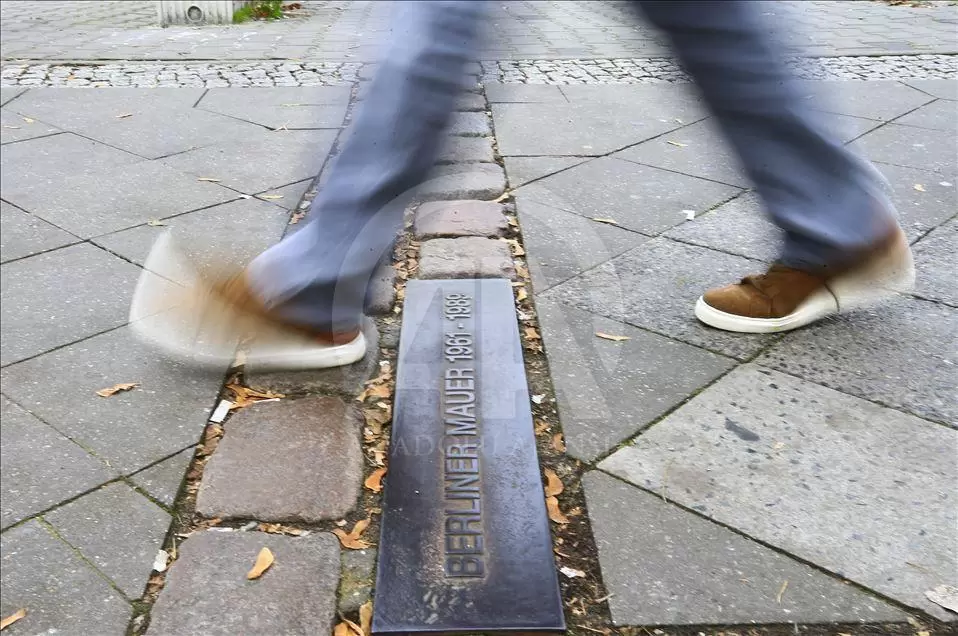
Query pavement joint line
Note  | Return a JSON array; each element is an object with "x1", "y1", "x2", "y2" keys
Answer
[
  {"x1": 591, "y1": 466, "x2": 936, "y2": 624},
  {"x1": 0, "y1": 321, "x2": 128, "y2": 371}
]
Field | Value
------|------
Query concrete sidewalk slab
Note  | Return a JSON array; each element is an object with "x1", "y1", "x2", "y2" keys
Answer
[
  {"x1": 600, "y1": 365, "x2": 957, "y2": 620},
  {"x1": 0, "y1": 200, "x2": 78, "y2": 264},
  {"x1": 912, "y1": 219, "x2": 957, "y2": 307}
]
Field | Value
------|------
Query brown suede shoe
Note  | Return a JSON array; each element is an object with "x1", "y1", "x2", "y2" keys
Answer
[
  {"x1": 695, "y1": 226, "x2": 915, "y2": 333},
  {"x1": 130, "y1": 233, "x2": 366, "y2": 369}
]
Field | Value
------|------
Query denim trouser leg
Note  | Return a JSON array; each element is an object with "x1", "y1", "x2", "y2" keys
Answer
[
  {"x1": 247, "y1": 1, "x2": 485, "y2": 331},
  {"x1": 638, "y1": 1, "x2": 896, "y2": 271}
]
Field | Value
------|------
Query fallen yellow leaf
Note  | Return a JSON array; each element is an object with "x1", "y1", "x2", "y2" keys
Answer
[
  {"x1": 544, "y1": 468, "x2": 563, "y2": 497},
  {"x1": 359, "y1": 601, "x2": 373, "y2": 636},
  {"x1": 333, "y1": 518, "x2": 373, "y2": 549},
  {"x1": 259, "y1": 194, "x2": 284, "y2": 200},
  {"x1": 493, "y1": 190, "x2": 513, "y2": 203},
  {"x1": 551, "y1": 433, "x2": 566, "y2": 453},
  {"x1": 524, "y1": 327, "x2": 541, "y2": 340},
  {"x1": 357, "y1": 383, "x2": 391, "y2": 402},
  {"x1": 227, "y1": 384, "x2": 284, "y2": 410},
  {"x1": 147, "y1": 218, "x2": 167, "y2": 227},
  {"x1": 516, "y1": 287, "x2": 528, "y2": 302},
  {"x1": 96, "y1": 382, "x2": 139, "y2": 397},
  {"x1": 595, "y1": 332, "x2": 630, "y2": 342},
  {"x1": 534, "y1": 419, "x2": 550, "y2": 435},
  {"x1": 334, "y1": 621, "x2": 363, "y2": 636},
  {"x1": 666, "y1": 140, "x2": 688, "y2": 147},
  {"x1": 364, "y1": 467, "x2": 387, "y2": 493},
  {"x1": 546, "y1": 496, "x2": 569, "y2": 524},
  {"x1": 246, "y1": 547, "x2": 274, "y2": 580},
  {"x1": 0, "y1": 608, "x2": 27, "y2": 630},
  {"x1": 590, "y1": 218, "x2": 618, "y2": 225},
  {"x1": 776, "y1": 579, "x2": 789, "y2": 604},
  {"x1": 22, "y1": 116, "x2": 35, "y2": 124},
  {"x1": 914, "y1": 183, "x2": 926, "y2": 192},
  {"x1": 289, "y1": 211, "x2": 307, "y2": 225},
  {"x1": 197, "y1": 177, "x2": 221, "y2": 182}
]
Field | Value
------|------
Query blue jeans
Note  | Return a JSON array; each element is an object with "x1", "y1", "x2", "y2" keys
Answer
[{"x1": 248, "y1": 0, "x2": 895, "y2": 332}]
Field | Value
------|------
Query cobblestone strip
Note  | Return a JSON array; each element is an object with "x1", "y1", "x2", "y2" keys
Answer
[{"x1": 2, "y1": 54, "x2": 955, "y2": 87}]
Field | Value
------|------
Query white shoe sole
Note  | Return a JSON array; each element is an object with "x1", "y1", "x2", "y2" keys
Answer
[
  {"x1": 695, "y1": 230, "x2": 916, "y2": 334},
  {"x1": 129, "y1": 232, "x2": 368, "y2": 370}
]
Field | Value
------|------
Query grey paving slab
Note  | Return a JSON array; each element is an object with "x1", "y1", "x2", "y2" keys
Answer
[
  {"x1": 798, "y1": 79, "x2": 934, "y2": 121},
  {"x1": 436, "y1": 135, "x2": 495, "y2": 164},
  {"x1": 895, "y1": 98, "x2": 958, "y2": 132},
  {"x1": 0, "y1": 200, "x2": 78, "y2": 263},
  {"x1": 503, "y1": 156, "x2": 587, "y2": 188},
  {"x1": 418, "y1": 236, "x2": 516, "y2": 280},
  {"x1": 198, "y1": 86, "x2": 351, "y2": 130},
  {"x1": 517, "y1": 197, "x2": 648, "y2": 293},
  {"x1": 0, "y1": 131, "x2": 143, "y2": 185},
  {"x1": 455, "y1": 91, "x2": 486, "y2": 112},
  {"x1": 0, "y1": 326, "x2": 222, "y2": 474},
  {"x1": 3, "y1": 159, "x2": 239, "y2": 238},
  {"x1": 912, "y1": 218, "x2": 957, "y2": 306},
  {"x1": 0, "y1": 108, "x2": 60, "y2": 144},
  {"x1": 93, "y1": 198, "x2": 289, "y2": 282},
  {"x1": 664, "y1": 192, "x2": 781, "y2": 262},
  {"x1": 365, "y1": 261, "x2": 397, "y2": 315},
  {"x1": 255, "y1": 178, "x2": 313, "y2": 210},
  {"x1": 484, "y1": 83, "x2": 568, "y2": 103},
  {"x1": 0, "y1": 243, "x2": 142, "y2": 365},
  {"x1": 0, "y1": 520, "x2": 131, "y2": 636},
  {"x1": 9, "y1": 88, "x2": 263, "y2": 159},
  {"x1": 600, "y1": 364, "x2": 958, "y2": 621},
  {"x1": 541, "y1": 238, "x2": 774, "y2": 360},
  {"x1": 149, "y1": 531, "x2": 339, "y2": 636},
  {"x1": 584, "y1": 472, "x2": 906, "y2": 626},
  {"x1": 517, "y1": 157, "x2": 742, "y2": 236},
  {"x1": 418, "y1": 162, "x2": 506, "y2": 201},
  {"x1": 158, "y1": 129, "x2": 336, "y2": 195},
  {"x1": 853, "y1": 122, "x2": 957, "y2": 174},
  {"x1": 537, "y1": 299, "x2": 733, "y2": 461},
  {"x1": 903, "y1": 79, "x2": 958, "y2": 101},
  {"x1": 45, "y1": 482, "x2": 171, "y2": 598},
  {"x1": 758, "y1": 296, "x2": 957, "y2": 423},
  {"x1": 0, "y1": 87, "x2": 26, "y2": 106},
  {"x1": 197, "y1": 397, "x2": 362, "y2": 522},
  {"x1": 875, "y1": 162, "x2": 958, "y2": 241},
  {"x1": 131, "y1": 447, "x2": 194, "y2": 509},
  {"x1": 446, "y1": 111, "x2": 491, "y2": 137},
  {"x1": 0, "y1": 396, "x2": 117, "y2": 529},
  {"x1": 413, "y1": 200, "x2": 509, "y2": 239},
  {"x1": 340, "y1": 547, "x2": 376, "y2": 613},
  {"x1": 614, "y1": 119, "x2": 749, "y2": 188}
]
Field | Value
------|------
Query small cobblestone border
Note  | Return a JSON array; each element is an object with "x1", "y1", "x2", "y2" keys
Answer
[{"x1": 2, "y1": 54, "x2": 954, "y2": 87}]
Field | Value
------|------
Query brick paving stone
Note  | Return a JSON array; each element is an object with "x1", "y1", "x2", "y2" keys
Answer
[
  {"x1": 0, "y1": 520, "x2": 132, "y2": 636},
  {"x1": 516, "y1": 197, "x2": 646, "y2": 293},
  {"x1": 541, "y1": 238, "x2": 773, "y2": 360},
  {"x1": 912, "y1": 218, "x2": 957, "y2": 306},
  {"x1": 196, "y1": 396, "x2": 363, "y2": 522},
  {"x1": 0, "y1": 396, "x2": 117, "y2": 529},
  {"x1": 131, "y1": 448, "x2": 194, "y2": 509},
  {"x1": 537, "y1": 299, "x2": 733, "y2": 460},
  {"x1": 758, "y1": 295, "x2": 957, "y2": 423},
  {"x1": 413, "y1": 200, "x2": 509, "y2": 239},
  {"x1": 365, "y1": 261, "x2": 398, "y2": 315},
  {"x1": 0, "y1": 243, "x2": 142, "y2": 365},
  {"x1": 436, "y1": 136, "x2": 495, "y2": 164},
  {"x1": 455, "y1": 91, "x2": 487, "y2": 112},
  {"x1": 600, "y1": 364, "x2": 957, "y2": 621},
  {"x1": 445, "y1": 111, "x2": 491, "y2": 137},
  {"x1": 503, "y1": 156, "x2": 587, "y2": 188},
  {"x1": 0, "y1": 326, "x2": 223, "y2": 474},
  {"x1": 158, "y1": 129, "x2": 337, "y2": 195},
  {"x1": 418, "y1": 236, "x2": 516, "y2": 280},
  {"x1": 45, "y1": 482, "x2": 171, "y2": 598},
  {"x1": 418, "y1": 163, "x2": 507, "y2": 201},
  {"x1": 339, "y1": 547, "x2": 376, "y2": 613},
  {"x1": 246, "y1": 318, "x2": 380, "y2": 396},
  {"x1": 0, "y1": 200, "x2": 78, "y2": 264},
  {"x1": 517, "y1": 157, "x2": 741, "y2": 236},
  {"x1": 584, "y1": 471, "x2": 906, "y2": 625},
  {"x1": 148, "y1": 531, "x2": 339, "y2": 636}
]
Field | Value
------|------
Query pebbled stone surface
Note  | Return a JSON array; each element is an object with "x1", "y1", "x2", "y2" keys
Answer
[
  {"x1": 197, "y1": 396, "x2": 363, "y2": 523},
  {"x1": 148, "y1": 531, "x2": 340, "y2": 636},
  {"x1": 600, "y1": 364, "x2": 958, "y2": 621},
  {"x1": 418, "y1": 236, "x2": 516, "y2": 280},
  {"x1": 413, "y1": 200, "x2": 509, "y2": 239}
]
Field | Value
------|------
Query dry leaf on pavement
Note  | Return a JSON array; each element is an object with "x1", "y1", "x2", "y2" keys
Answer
[
  {"x1": 96, "y1": 382, "x2": 139, "y2": 397},
  {"x1": 335, "y1": 619, "x2": 364, "y2": 636},
  {"x1": 534, "y1": 419, "x2": 550, "y2": 435},
  {"x1": 595, "y1": 332, "x2": 630, "y2": 342},
  {"x1": 226, "y1": 384, "x2": 284, "y2": 410},
  {"x1": 364, "y1": 467, "x2": 387, "y2": 493},
  {"x1": 590, "y1": 218, "x2": 618, "y2": 225},
  {"x1": 551, "y1": 433, "x2": 566, "y2": 452},
  {"x1": 246, "y1": 547, "x2": 275, "y2": 580},
  {"x1": 913, "y1": 183, "x2": 926, "y2": 192},
  {"x1": 516, "y1": 287, "x2": 528, "y2": 302},
  {"x1": 115, "y1": 113, "x2": 133, "y2": 119},
  {"x1": 544, "y1": 468, "x2": 563, "y2": 497},
  {"x1": 559, "y1": 565, "x2": 586, "y2": 579},
  {"x1": 22, "y1": 116, "x2": 35, "y2": 124},
  {"x1": 333, "y1": 518, "x2": 373, "y2": 549},
  {"x1": 146, "y1": 218, "x2": 167, "y2": 227},
  {"x1": 289, "y1": 211, "x2": 307, "y2": 225},
  {"x1": 259, "y1": 194, "x2": 284, "y2": 200},
  {"x1": 357, "y1": 383, "x2": 391, "y2": 402},
  {"x1": 666, "y1": 140, "x2": 688, "y2": 147},
  {"x1": 359, "y1": 601, "x2": 373, "y2": 635},
  {"x1": 524, "y1": 327, "x2": 541, "y2": 340},
  {"x1": 546, "y1": 496, "x2": 569, "y2": 524},
  {"x1": 1, "y1": 609, "x2": 27, "y2": 630}
]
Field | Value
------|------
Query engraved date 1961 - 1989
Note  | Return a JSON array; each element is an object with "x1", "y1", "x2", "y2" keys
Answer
[{"x1": 444, "y1": 293, "x2": 474, "y2": 363}]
